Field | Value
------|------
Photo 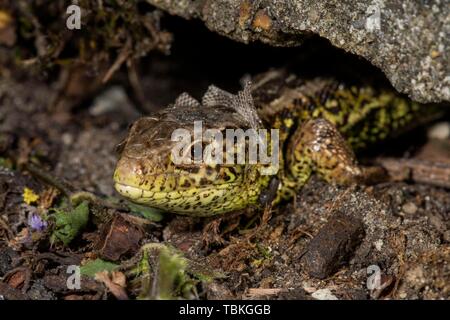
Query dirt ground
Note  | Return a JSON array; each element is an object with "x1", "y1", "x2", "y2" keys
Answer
[{"x1": 0, "y1": 17, "x2": 449, "y2": 300}]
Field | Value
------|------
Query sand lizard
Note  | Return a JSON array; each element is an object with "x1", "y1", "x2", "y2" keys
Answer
[{"x1": 113, "y1": 70, "x2": 441, "y2": 216}]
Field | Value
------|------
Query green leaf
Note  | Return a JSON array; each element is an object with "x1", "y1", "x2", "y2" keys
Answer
[
  {"x1": 80, "y1": 258, "x2": 119, "y2": 278},
  {"x1": 50, "y1": 200, "x2": 90, "y2": 245},
  {"x1": 126, "y1": 202, "x2": 164, "y2": 222}
]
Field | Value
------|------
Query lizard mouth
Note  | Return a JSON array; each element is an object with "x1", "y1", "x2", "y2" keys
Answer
[
  {"x1": 113, "y1": 158, "x2": 246, "y2": 215},
  {"x1": 114, "y1": 180, "x2": 250, "y2": 216},
  {"x1": 114, "y1": 182, "x2": 145, "y2": 200}
]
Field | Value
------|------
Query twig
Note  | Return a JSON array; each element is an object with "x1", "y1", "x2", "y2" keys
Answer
[
  {"x1": 102, "y1": 38, "x2": 132, "y2": 83},
  {"x1": 23, "y1": 163, "x2": 129, "y2": 212},
  {"x1": 70, "y1": 191, "x2": 128, "y2": 211},
  {"x1": 288, "y1": 226, "x2": 314, "y2": 249},
  {"x1": 245, "y1": 288, "x2": 287, "y2": 299},
  {"x1": 33, "y1": 252, "x2": 83, "y2": 265},
  {"x1": 0, "y1": 216, "x2": 14, "y2": 240},
  {"x1": 376, "y1": 157, "x2": 450, "y2": 188},
  {"x1": 17, "y1": 1, "x2": 48, "y2": 57},
  {"x1": 23, "y1": 162, "x2": 74, "y2": 197},
  {"x1": 127, "y1": 59, "x2": 154, "y2": 114}
]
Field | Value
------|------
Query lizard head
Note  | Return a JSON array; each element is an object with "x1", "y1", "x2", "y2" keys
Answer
[{"x1": 113, "y1": 85, "x2": 269, "y2": 216}]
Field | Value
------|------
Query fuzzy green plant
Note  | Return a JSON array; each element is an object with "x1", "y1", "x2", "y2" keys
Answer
[
  {"x1": 50, "y1": 200, "x2": 90, "y2": 245},
  {"x1": 128, "y1": 243, "x2": 224, "y2": 300}
]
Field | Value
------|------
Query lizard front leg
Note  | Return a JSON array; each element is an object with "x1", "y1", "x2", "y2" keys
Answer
[{"x1": 279, "y1": 118, "x2": 365, "y2": 200}]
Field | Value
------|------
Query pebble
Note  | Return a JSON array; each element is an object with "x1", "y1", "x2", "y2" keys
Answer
[
  {"x1": 89, "y1": 86, "x2": 129, "y2": 116},
  {"x1": 374, "y1": 239, "x2": 384, "y2": 251},
  {"x1": 442, "y1": 230, "x2": 450, "y2": 243},
  {"x1": 427, "y1": 122, "x2": 450, "y2": 140},
  {"x1": 61, "y1": 133, "x2": 73, "y2": 145},
  {"x1": 311, "y1": 288, "x2": 338, "y2": 300},
  {"x1": 402, "y1": 202, "x2": 418, "y2": 215}
]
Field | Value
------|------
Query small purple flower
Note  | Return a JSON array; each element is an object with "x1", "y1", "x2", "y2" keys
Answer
[{"x1": 28, "y1": 213, "x2": 48, "y2": 232}]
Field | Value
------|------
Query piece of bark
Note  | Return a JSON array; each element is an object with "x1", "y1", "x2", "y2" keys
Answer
[
  {"x1": 96, "y1": 214, "x2": 144, "y2": 261},
  {"x1": 377, "y1": 158, "x2": 450, "y2": 189},
  {"x1": 302, "y1": 212, "x2": 365, "y2": 279}
]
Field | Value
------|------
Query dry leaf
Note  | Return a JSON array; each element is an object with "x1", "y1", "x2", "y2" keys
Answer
[{"x1": 94, "y1": 271, "x2": 128, "y2": 300}]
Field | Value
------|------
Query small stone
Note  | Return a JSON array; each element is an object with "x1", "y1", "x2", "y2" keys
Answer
[
  {"x1": 61, "y1": 133, "x2": 73, "y2": 146},
  {"x1": 402, "y1": 202, "x2": 418, "y2": 215},
  {"x1": 311, "y1": 288, "x2": 338, "y2": 300},
  {"x1": 302, "y1": 281, "x2": 316, "y2": 293},
  {"x1": 89, "y1": 86, "x2": 130, "y2": 116},
  {"x1": 374, "y1": 239, "x2": 383, "y2": 251},
  {"x1": 427, "y1": 122, "x2": 450, "y2": 140},
  {"x1": 443, "y1": 230, "x2": 450, "y2": 243}
]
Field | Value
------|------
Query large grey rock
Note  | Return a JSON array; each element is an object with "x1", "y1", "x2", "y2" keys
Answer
[{"x1": 147, "y1": 0, "x2": 449, "y2": 103}]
